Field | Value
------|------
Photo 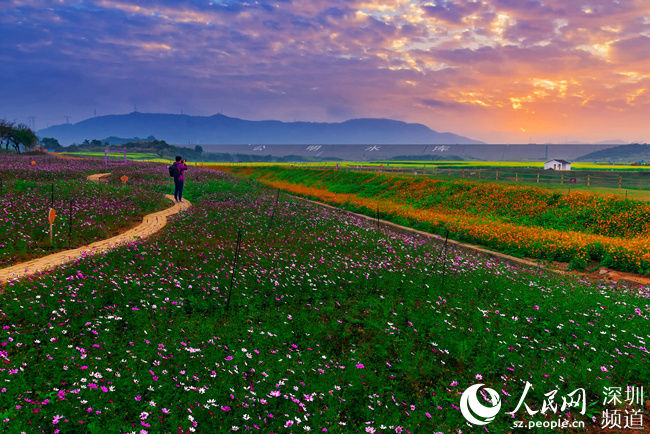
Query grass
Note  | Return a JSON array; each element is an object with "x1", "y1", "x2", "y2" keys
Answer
[
  {"x1": 202, "y1": 161, "x2": 650, "y2": 198},
  {"x1": 203, "y1": 160, "x2": 650, "y2": 170},
  {"x1": 366, "y1": 161, "x2": 650, "y2": 171},
  {"x1": 0, "y1": 168, "x2": 647, "y2": 432},
  {"x1": 222, "y1": 166, "x2": 650, "y2": 275},
  {"x1": 0, "y1": 155, "x2": 171, "y2": 266},
  {"x1": 59, "y1": 152, "x2": 162, "y2": 160},
  {"x1": 540, "y1": 183, "x2": 650, "y2": 202}
]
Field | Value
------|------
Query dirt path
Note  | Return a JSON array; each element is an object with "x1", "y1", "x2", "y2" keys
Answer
[
  {"x1": 0, "y1": 173, "x2": 190, "y2": 285},
  {"x1": 86, "y1": 172, "x2": 111, "y2": 182}
]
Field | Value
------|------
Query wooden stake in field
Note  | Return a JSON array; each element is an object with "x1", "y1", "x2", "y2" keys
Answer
[
  {"x1": 375, "y1": 201, "x2": 381, "y2": 234},
  {"x1": 537, "y1": 173, "x2": 540, "y2": 183},
  {"x1": 561, "y1": 175, "x2": 564, "y2": 184},
  {"x1": 439, "y1": 229, "x2": 450, "y2": 291},
  {"x1": 515, "y1": 172, "x2": 518, "y2": 182},
  {"x1": 225, "y1": 229, "x2": 243, "y2": 311},
  {"x1": 619, "y1": 176, "x2": 622, "y2": 189},
  {"x1": 48, "y1": 208, "x2": 56, "y2": 246},
  {"x1": 496, "y1": 170, "x2": 499, "y2": 180},
  {"x1": 67, "y1": 200, "x2": 73, "y2": 247},
  {"x1": 587, "y1": 174, "x2": 590, "y2": 187},
  {"x1": 263, "y1": 189, "x2": 281, "y2": 242},
  {"x1": 370, "y1": 202, "x2": 384, "y2": 294}
]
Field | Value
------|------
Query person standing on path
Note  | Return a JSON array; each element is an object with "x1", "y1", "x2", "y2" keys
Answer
[{"x1": 173, "y1": 156, "x2": 188, "y2": 202}]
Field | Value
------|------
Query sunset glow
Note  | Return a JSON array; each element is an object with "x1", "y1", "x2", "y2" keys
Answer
[{"x1": 2, "y1": 0, "x2": 650, "y2": 142}]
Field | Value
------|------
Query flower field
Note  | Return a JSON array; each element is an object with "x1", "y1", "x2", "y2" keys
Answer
[
  {"x1": 0, "y1": 154, "x2": 106, "y2": 181},
  {"x1": 0, "y1": 162, "x2": 647, "y2": 432},
  {"x1": 222, "y1": 166, "x2": 650, "y2": 275},
  {"x1": 0, "y1": 155, "x2": 170, "y2": 266}
]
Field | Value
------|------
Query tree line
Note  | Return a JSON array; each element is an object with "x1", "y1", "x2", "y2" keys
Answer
[{"x1": 0, "y1": 120, "x2": 38, "y2": 153}]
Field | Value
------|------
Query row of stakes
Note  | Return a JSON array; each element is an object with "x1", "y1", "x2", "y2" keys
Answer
[
  {"x1": 46, "y1": 175, "x2": 130, "y2": 246},
  {"x1": 13, "y1": 172, "x2": 450, "y2": 308},
  {"x1": 223, "y1": 191, "x2": 453, "y2": 313},
  {"x1": 4, "y1": 176, "x2": 453, "y2": 311},
  {"x1": 30, "y1": 175, "x2": 128, "y2": 247}
]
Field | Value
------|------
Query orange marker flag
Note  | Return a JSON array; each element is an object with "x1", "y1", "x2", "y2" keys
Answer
[{"x1": 48, "y1": 208, "x2": 56, "y2": 245}]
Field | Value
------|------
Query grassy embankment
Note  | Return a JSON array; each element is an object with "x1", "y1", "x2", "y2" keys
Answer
[{"x1": 220, "y1": 166, "x2": 650, "y2": 275}]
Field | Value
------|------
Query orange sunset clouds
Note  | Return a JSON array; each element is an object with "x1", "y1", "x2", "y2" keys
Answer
[{"x1": 2, "y1": 0, "x2": 650, "y2": 142}]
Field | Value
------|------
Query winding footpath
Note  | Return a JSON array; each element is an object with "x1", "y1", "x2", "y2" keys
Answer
[{"x1": 0, "y1": 172, "x2": 191, "y2": 285}]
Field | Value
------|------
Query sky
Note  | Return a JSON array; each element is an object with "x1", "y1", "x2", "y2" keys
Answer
[{"x1": 2, "y1": 0, "x2": 650, "y2": 143}]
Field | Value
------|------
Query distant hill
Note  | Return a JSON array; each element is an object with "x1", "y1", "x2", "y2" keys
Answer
[
  {"x1": 37, "y1": 112, "x2": 484, "y2": 146},
  {"x1": 576, "y1": 143, "x2": 650, "y2": 162},
  {"x1": 595, "y1": 140, "x2": 629, "y2": 145}
]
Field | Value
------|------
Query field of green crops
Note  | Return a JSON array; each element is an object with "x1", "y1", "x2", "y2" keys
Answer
[
  {"x1": 59, "y1": 152, "x2": 163, "y2": 160},
  {"x1": 0, "y1": 154, "x2": 648, "y2": 432},
  {"x1": 209, "y1": 160, "x2": 650, "y2": 171}
]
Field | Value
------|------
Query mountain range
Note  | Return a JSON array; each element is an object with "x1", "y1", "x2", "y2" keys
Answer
[
  {"x1": 37, "y1": 112, "x2": 484, "y2": 146},
  {"x1": 576, "y1": 143, "x2": 650, "y2": 162}
]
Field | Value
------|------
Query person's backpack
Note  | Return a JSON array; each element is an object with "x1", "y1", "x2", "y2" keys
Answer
[{"x1": 168, "y1": 163, "x2": 178, "y2": 178}]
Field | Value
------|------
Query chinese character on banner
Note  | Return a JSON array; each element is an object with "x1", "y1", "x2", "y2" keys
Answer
[
  {"x1": 540, "y1": 389, "x2": 559, "y2": 414},
  {"x1": 603, "y1": 386, "x2": 623, "y2": 406},
  {"x1": 624, "y1": 409, "x2": 644, "y2": 430},
  {"x1": 601, "y1": 409, "x2": 623, "y2": 429},
  {"x1": 561, "y1": 388, "x2": 586, "y2": 415},
  {"x1": 626, "y1": 386, "x2": 645, "y2": 406},
  {"x1": 507, "y1": 381, "x2": 539, "y2": 416}
]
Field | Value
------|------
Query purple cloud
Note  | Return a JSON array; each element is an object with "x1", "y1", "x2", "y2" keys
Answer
[{"x1": 1, "y1": 0, "x2": 650, "y2": 143}]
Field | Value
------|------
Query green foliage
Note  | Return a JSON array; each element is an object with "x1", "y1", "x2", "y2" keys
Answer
[
  {"x1": 40, "y1": 137, "x2": 62, "y2": 151},
  {"x1": 0, "y1": 120, "x2": 37, "y2": 153},
  {"x1": 568, "y1": 251, "x2": 589, "y2": 270},
  {"x1": 0, "y1": 175, "x2": 646, "y2": 432},
  {"x1": 251, "y1": 167, "x2": 650, "y2": 239},
  {"x1": 0, "y1": 165, "x2": 647, "y2": 432}
]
